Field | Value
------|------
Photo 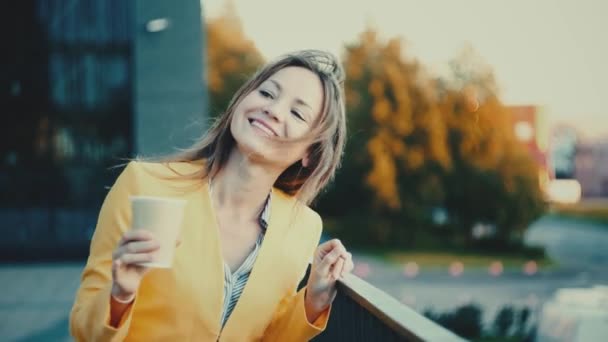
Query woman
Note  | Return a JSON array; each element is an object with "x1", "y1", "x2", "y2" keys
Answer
[{"x1": 69, "y1": 50, "x2": 354, "y2": 341}]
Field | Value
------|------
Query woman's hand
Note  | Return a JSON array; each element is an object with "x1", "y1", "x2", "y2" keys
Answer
[
  {"x1": 304, "y1": 239, "x2": 354, "y2": 321},
  {"x1": 110, "y1": 230, "x2": 161, "y2": 302}
]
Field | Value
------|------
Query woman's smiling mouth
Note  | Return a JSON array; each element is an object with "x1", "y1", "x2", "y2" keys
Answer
[{"x1": 248, "y1": 118, "x2": 278, "y2": 136}]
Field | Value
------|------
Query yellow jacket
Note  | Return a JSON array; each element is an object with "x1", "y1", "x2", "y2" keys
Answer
[{"x1": 69, "y1": 161, "x2": 330, "y2": 341}]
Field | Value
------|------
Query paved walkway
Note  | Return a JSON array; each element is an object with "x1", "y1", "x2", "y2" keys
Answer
[{"x1": 0, "y1": 262, "x2": 83, "y2": 341}]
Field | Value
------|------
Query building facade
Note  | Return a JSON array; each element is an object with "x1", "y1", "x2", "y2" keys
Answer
[{"x1": 1, "y1": 0, "x2": 206, "y2": 259}]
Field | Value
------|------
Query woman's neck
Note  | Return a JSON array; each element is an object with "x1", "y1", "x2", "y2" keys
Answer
[{"x1": 210, "y1": 149, "x2": 281, "y2": 223}]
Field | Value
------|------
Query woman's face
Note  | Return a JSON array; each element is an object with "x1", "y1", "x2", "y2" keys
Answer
[{"x1": 230, "y1": 66, "x2": 324, "y2": 169}]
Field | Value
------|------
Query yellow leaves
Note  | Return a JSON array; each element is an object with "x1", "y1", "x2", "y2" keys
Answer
[
  {"x1": 384, "y1": 63, "x2": 403, "y2": 87},
  {"x1": 206, "y1": 12, "x2": 263, "y2": 70},
  {"x1": 368, "y1": 79, "x2": 384, "y2": 97},
  {"x1": 360, "y1": 29, "x2": 379, "y2": 48},
  {"x1": 205, "y1": 10, "x2": 264, "y2": 113},
  {"x1": 441, "y1": 87, "x2": 541, "y2": 194},
  {"x1": 372, "y1": 98, "x2": 391, "y2": 123},
  {"x1": 463, "y1": 85, "x2": 479, "y2": 112},
  {"x1": 386, "y1": 39, "x2": 402, "y2": 59},
  {"x1": 390, "y1": 140, "x2": 406, "y2": 155},
  {"x1": 347, "y1": 63, "x2": 363, "y2": 81},
  {"x1": 393, "y1": 111, "x2": 413, "y2": 136},
  {"x1": 366, "y1": 134, "x2": 401, "y2": 209},
  {"x1": 418, "y1": 107, "x2": 451, "y2": 169},
  {"x1": 220, "y1": 57, "x2": 239, "y2": 73},
  {"x1": 344, "y1": 27, "x2": 453, "y2": 211},
  {"x1": 208, "y1": 72, "x2": 223, "y2": 93},
  {"x1": 405, "y1": 147, "x2": 424, "y2": 170}
]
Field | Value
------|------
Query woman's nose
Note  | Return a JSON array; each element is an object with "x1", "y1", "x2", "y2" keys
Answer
[{"x1": 263, "y1": 103, "x2": 286, "y2": 122}]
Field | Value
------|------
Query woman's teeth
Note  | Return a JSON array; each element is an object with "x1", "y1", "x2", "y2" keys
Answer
[{"x1": 251, "y1": 120, "x2": 275, "y2": 136}]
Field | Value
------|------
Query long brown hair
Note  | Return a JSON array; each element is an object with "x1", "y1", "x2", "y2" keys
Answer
[{"x1": 163, "y1": 50, "x2": 346, "y2": 205}]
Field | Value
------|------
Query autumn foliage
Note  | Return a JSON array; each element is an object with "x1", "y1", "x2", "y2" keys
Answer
[
  {"x1": 343, "y1": 30, "x2": 451, "y2": 211},
  {"x1": 206, "y1": 10, "x2": 264, "y2": 116},
  {"x1": 318, "y1": 30, "x2": 545, "y2": 249}
]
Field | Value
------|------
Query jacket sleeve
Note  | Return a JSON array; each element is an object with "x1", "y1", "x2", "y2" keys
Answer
[
  {"x1": 262, "y1": 214, "x2": 332, "y2": 342},
  {"x1": 69, "y1": 162, "x2": 140, "y2": 341}
]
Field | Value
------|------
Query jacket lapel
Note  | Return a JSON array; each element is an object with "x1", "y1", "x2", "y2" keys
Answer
[
  {"x1": 219, "y1": 189, "x2": 299, "y2": 340},
  {"x1": 187, "y1": 181, "x2": 226, "y2": 334}
]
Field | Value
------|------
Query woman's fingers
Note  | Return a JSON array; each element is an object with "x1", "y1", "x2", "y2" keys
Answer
[
  {"x1": 319, "y1": 246, "x2": 342, "y2": 273},
  {"x1": 333, "y1": 256, "x2": 345, "y2": 279},
  {"x1": 113, "y1": 240, "x2": 159, "y2": 260},
  {"x1": 306, "y1": 240, "x2": 353, "y2": 311},
  {"x1": 118, "y1": 229, "x2": 156, "y2": 246},
  {"x1": 316, "y1": 239, "x2": 342, "y2": 260},
  {"x1": 114, "y1": 252, "x2": 153, "y2": 267},
  {"x1": 319, "y1": 244, "x2": 349, "y2": 276},
  {"x1": 316, "y1": 242, "x2": 355, "y2": 279},
  {"x1": 112, "y1": 230, "x2": 159, "y2": 268},
  {"x1": 128, "y1": 240, "x2": 160, "y2": 253},
  {"x1": 341, "y1": 252, "x2": 353, "y2": 277}
]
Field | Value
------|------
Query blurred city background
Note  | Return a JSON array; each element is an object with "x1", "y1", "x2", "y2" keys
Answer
[{"x1": 1, "y1": 0, "x2": 607, "y2": 341}]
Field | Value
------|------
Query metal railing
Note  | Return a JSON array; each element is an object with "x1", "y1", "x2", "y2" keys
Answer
[{"x1": 313, "y1": 273, "x2": 466, "y2": 342}]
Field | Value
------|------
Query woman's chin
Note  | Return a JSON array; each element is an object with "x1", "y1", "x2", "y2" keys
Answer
[
  {"x1": 233, "y1": 141, "x2": 271, "y2": 162},
  {"x1": 233, "y1": 135, "x2": 299, "y2": 168}
]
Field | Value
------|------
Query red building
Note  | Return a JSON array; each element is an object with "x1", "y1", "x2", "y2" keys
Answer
[{"x1": 508, "y1": 105, "x2": 551, "y2": 185}]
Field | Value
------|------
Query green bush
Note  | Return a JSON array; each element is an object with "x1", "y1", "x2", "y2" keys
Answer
[
  {"x1": 424, "y1": 304, "x2": 535, "y2": 341},
  {"x1": 493, "y1": 306, "x2": 515, "y2": 336},
  {"x1": 424, "y1": 304, "x2": 483, "y2": 339}
]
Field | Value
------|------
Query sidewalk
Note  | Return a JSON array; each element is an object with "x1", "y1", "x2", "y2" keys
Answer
[{"x1": 0, "y1": 262, "x2": 83, "y2": 341}]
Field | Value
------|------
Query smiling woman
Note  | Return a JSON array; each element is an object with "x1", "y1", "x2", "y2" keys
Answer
[{"x1": 69, "y1": 50, "x2": 353, "y2": 341}]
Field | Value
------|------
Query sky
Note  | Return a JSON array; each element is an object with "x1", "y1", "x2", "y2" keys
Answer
[{"x1": 202, "y1": 0, "x2": 608, "y2": 139}]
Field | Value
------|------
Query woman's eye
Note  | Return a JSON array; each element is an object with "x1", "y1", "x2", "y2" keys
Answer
[
  {"x1": 291, "y1": 110, "x2": 305, "y2": 121},
  {"x1": 259, "y1": 90, "x2": 274, "y2": 99}
]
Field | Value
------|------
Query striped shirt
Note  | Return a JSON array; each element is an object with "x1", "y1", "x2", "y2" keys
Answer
[{"x1": 209, "y1": 181, "x2": 271, "y2": 328}]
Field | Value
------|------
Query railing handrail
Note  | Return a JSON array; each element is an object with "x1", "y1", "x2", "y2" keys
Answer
[{"x1": 337, "y1": 273, "x2": 467, "y2": 342}]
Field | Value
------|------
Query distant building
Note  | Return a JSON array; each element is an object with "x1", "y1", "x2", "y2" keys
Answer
[
  {"x1": 508, "y1": 105, "x2": 551, "y2": 188},
  {"x1": 507, "y1": 106, "x2": 588, "y2": 203},
  {"x1": 574, "y1": 139, "x2": 608, "y2": 198},
  {"x1": 550, "y1": 124, "x2": 579, "y2": 180},
  {"x1": 1, "y1": 1, "x2": 206, "y2": 259}
]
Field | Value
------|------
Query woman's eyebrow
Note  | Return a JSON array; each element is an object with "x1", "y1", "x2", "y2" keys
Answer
[
  {"x1": 295, "y1": 98, "x2": 313, "y2": 111},
  {"x1": 269, "y1": 79, "x2": 313, "y2": 111},
  {"x1": 268, "y1": 79, "x2": 282, "y2": 91}
]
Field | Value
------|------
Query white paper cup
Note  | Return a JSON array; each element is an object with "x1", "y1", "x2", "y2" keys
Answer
[{"x1": 130, "y1": 196, "x2": 186, "y2": 268}]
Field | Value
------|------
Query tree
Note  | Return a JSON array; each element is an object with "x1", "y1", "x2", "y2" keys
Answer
[
  {"x1": 319, "y1": 35, "x2": 544, "y2": 250},
  {"x1": 345, "y1": 30, "x2": 450, "y2": 209},
  {"x1": 438, "y1": 45, "x2": 545, "y2": 247},
  {"x1": 206, "y1": 2, "x2": 264, "y2": 117},
  {"x1": 318, "y1": 29, "x2": 451, "y2": 246}
]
